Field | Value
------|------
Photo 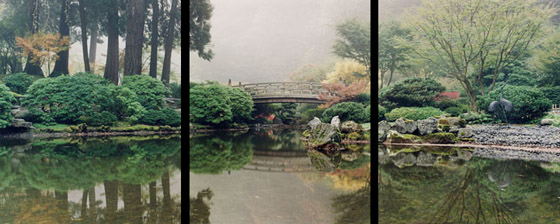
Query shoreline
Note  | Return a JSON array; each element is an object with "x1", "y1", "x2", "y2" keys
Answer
[
  {"x1": 382, "y1": 142, "x2": 560, "y2": 154},
  {"x1": 0, "y1": 130, "x2": 182, "y2": 139}
]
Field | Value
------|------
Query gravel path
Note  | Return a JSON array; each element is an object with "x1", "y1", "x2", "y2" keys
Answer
[{"x1": 470, "y1": 125, "x2": 560, "y2": 148}]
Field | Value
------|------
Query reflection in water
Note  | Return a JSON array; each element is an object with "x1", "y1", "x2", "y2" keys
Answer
[
  {"x1": 190, "y1": 188, "x2": 214, "y2": 224},
  {"x1": 379, "y1": 144, "x2": 560, "y2": 224},
  {"x1": 190, "y1": 130, "x2": 370, "y2": 223},
  {"x1": 0, "y1": 136, "x2": 181, "y2": 223}
]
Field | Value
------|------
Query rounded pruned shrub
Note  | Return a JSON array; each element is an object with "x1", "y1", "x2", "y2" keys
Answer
[
  {"x1": 227, "y1": 87, "x2": 253, "y2": 123},
  {"x1": 0, "y1": 83, "x2": 15, "y2": 128},
  {"x1": 479, "y1": 85, "x2": 551, "y2": 123},
  {"x1": 365, "y1": 105, "x2": 371, "y2": 122},
  {"x1": 190, "y1": 84, "x2": 233, "y2": 125},
  {"x1": 2, "y1": 73, "x2": 35, "y2": 94},
  {"x1": 379, "y1": 78, "x2": 445, "y2": 110},
  {"x1": 122, "y1": 75, "x2": 169, "y2": 110},
  {"x1": 444, "y1": 107, "x2": 467, "y2": 117},
  {"x1": 460, "y1": 112, "x2": 493, "y2": 124},
  {"x1": 139, "y1": 107, "x2": 181, "y2": 126},
  {"x1": 378, "y1": 105, "x2": 386, "y2": 121},
  {"x1": 22, "y1": 73, "x2": 115, "y2": 124},
  {"x1": 322, "y1": 102, "x2": 368, "y2": 123},
  {"x1": 540, "y1": 86, "x2": 560, "y2": 105},
  {"x1": 385, "y1": 107, "x2": 443, "y2": 121}
]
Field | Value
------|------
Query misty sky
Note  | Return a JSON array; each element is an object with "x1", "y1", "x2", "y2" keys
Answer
[{"x1": 189, "y1": 0, "x2": 370, "y2": 84}]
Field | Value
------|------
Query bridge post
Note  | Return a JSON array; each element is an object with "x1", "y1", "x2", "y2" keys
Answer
[
  {"x1": 239, "y1": 81, "x2": 242, "y2": 86},
  {"x1": 228, "y1": 79, "x2": 231, "y2": 86}
]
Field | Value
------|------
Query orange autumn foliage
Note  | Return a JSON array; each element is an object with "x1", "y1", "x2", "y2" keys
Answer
[
  {"x1": 16, "y1": 32, "x2": 70, "y2": 68},
  {"x1": 318, "y1": 81, "x2": 367, "y2": 108}
]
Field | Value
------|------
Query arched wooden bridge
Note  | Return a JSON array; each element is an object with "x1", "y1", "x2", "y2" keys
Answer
[{"x1": 233, "y1": 82, "x2": 331, "y2": 104}]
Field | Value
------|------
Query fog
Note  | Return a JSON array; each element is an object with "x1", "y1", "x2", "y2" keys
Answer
[{"x1": 189, "y1": 0, "x2": 370, "y2": 84}]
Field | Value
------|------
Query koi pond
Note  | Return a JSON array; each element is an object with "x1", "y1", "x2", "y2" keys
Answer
[
  {"x1": 189, "y1": 129, "x2": 371, "y2": 224},
  {"x1": 378, "y1": 144, "x2": 560, "y2": 224},
  {"x1": 0, "y1": 135, "x2": 181, "y2": 223}
]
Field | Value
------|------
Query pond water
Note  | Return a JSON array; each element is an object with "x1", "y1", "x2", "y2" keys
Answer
[
  {"x1": 379, "y1": 144, "x2": 560, "y2": 224},
  {"x1": 189, "y1": 129, "x2": 371, "y2": 224},
  {"x1": 0, "y1": 136, "x2": 181, "y2": 223}
]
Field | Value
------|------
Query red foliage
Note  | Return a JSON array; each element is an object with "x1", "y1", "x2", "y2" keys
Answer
[
  {"x1": 435, "y1": 92, "x2": 460, "y2": 102},
  {"x1": 318, "y1": 81, "x2": 367, "y2": 108}
]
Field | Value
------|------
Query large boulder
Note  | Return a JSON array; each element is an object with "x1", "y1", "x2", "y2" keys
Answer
[
  {"x1": 541, "y1": 119, "x2": 554, "y2": 126},
  {"x1": 307, "y1": 117, "x2": 321, "y2": 129},
  {"x1": 304, "y1": 123, "x2": 341, "y2": 148},
  {"x1": 330, "y1": 116, "x2": 340, "y2": 129},
  {"x1": 341, "y1": 121, "x2": 362, "y2": 133},
  {"x1": 457, "y1": 128, "x2": 474, "y2": 138},
  {"x1": 393, "y1": 118, "x2": 417, "y2": 134},
  {"x1": 385, "y1": 130, "x2": 422, "y2": 144},
  {"x1": 417, "y1": 117, "x2": 438, "y2": 135},
  {"x1": 422, "y1": 133, "x2": 456, "y2": 144},
  {"x1": 378, "y1": 120, "x2": 391, "y2": 142},
  {"x1": 439, "y1": 117, "x2": 466, "y2": 128}
]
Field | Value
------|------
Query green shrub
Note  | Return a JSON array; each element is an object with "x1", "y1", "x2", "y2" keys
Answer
[
  {"x1": 460, "y1": 112, "x2": 493, "y2": 124},
  {"x1": 109, "y1": 86, "x2": 146, "y2": 122},
  {"x1": 479, "y1": 85, "x2": 551, "y2": 123},
  {"x1": 322, "y1": 102, "x2": 368, "y2": 123},
  {"x1": 444, "y1": 107, "x2": 466, "y2": 117},
  {"x1": 385, "y1": 107, "x2": 443, "y2": 121},
  {"x1": 436, "y1": 99, "x2": 459, "y2": 110},
  {"x1": 3, "y1": 73, "x2": 35, "y2": 94},
  {"x1": 351, "y1": 93, "x2": 371, "y2": 106},
  {"x1": 302, "y1": 108, "x2": 326, "y2": 122},
  {"x1": 0, "y1": 84, "x2": 15, "y2": 128},
  {"x1": 378, "y1": 105, "x2": 386, "y2": 121},
  {"x1": 139, "y1": 107, "x2": 181, "y2": 126},
  {"x1": 87, "y1": 111, "x2": 118, "y2": 126},
  {"x1": 365, "y1": 105, "x2": 371, "y2": 122},
  {"x1": 379, "y1": 78, "x2": 445, "y2": 109},
  {"x1": 168, "y1": 82, "x2": 181, "y2": 98},
  {"x1": 122, "y1": 75, "x2": 168, "y2": 110},
  {"x1": 22, "y1": 73, "x2": 116, "y2": 124},
  {"x1": 540, "y1": 86, "x2": 560, "y2": 105},
  {"x1": 25, "y1": 108, "x2": 55, "y2": 125},
  {"x1": 227, "y1": 87, "x2": 253, "y2": 123},
  {"x1": 190, "y1": 84, "x2": 233, "y2": 125}
]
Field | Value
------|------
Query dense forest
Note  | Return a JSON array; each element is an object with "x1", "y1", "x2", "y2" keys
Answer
[{"x1": 0, "y1": 0, "x2": 182, "y2": 131}]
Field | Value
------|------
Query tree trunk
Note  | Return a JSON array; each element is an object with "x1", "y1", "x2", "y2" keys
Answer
[
  {"x1": 89, "y1": 24, "x2": 98, "y2": 73},
  {"x1": 149, "y1": 0, "x2": 159, "y2": 78},
  {"x1": 78, "y1": 0, "x2": 90, "y2": 73},
  {"x1": 104, "y1": 0, "x2": 120, "y2": 85},
  {"x1": 104, "y1": 180, "x2": 118, "y2": 223},
  {"x1": 50, "y1": 0, "x2": 70, "y2": 77},
  {"x1": 124, "y1": 0, "x2": 146, "y2": 76},
  {"x1": 161, "y1": 0, "x2": 178, "y2": 86},
  {"x1": 24, "y1": 0, "x2": 43, "y2": 77}
]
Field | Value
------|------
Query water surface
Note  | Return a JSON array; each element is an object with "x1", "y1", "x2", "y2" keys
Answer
[
  {"x1": 0, "y1": 136, "x2": 182, "y2": 223},
  {"x1": 378, "y1": 144, "x2": 560, "y2": 224},
  {"x1": 190, "y1": 129, "x2": 371, "y2": 224}
]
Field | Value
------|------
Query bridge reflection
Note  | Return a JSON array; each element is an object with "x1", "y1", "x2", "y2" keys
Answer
[{"x1": 243, "y1": 150, "x2": 316, "y2": 173}]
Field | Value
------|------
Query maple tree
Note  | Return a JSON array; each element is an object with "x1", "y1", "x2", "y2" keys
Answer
[
  {"x1": 318, "y1": 81, "x2": 367, "y2": 108},
  {"x1": 16, "y1": 32, "x2": 69, "y2": 76}
]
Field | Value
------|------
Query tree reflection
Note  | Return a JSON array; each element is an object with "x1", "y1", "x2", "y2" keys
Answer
[
  {"x1": 0, "y1": 137, "x2": 182, "y2": 223},
  {"x1": 190, "y1": 134, "x2": 253, "y2": 174},
  {"x1": 190, "y1": 188, "x2": 214, "y2": 224},
  {"x1": 378, "y1": 144, "x2": 560, "y2": 223}
]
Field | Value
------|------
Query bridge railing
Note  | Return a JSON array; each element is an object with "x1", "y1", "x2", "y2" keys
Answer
[{"x1": 234, "y1": 82, "x2": 333, "y2": 98}]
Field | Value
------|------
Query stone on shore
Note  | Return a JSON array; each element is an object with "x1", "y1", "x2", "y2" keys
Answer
[
  {"x1": 417, "y1": 117, "x2": 438, "y2": 135},
  {"x1": 393, "y1": 118, "x2": 417, "y2": 134}
]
